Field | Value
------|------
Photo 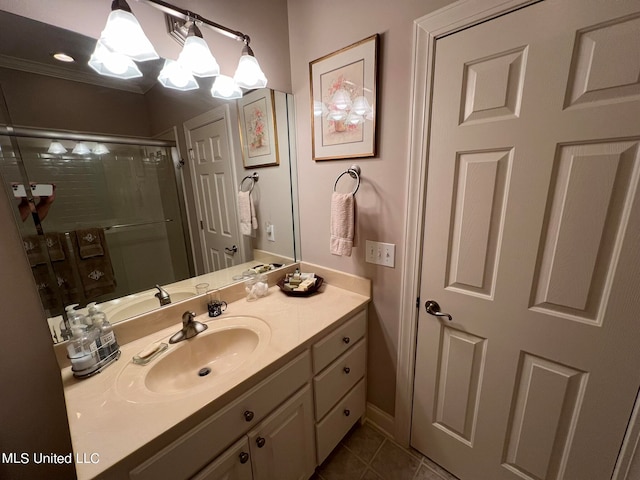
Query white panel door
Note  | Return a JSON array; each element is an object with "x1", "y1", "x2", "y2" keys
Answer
[
  {"x1": 186, "y1": 109, "x2": 240, "y2": 273},
  {"x1": 411, "y1": 1, "x2": 640, "y2": 480}
]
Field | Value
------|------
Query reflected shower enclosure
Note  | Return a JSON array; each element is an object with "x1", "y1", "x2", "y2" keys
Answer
[{"x1": 0, "y1": 133, "x2": 190, "y2": 330}]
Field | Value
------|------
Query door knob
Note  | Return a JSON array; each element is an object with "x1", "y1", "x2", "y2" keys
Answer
[
  {"x1": 424, "y1": 300, "x2": 452, "y2": 321},
  {"x1": 225, "y1": 245, "x2": 238, "y2": 254}
]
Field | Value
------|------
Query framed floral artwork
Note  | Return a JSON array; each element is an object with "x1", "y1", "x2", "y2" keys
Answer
[
  {"x1": 310, "y1": 34, "x2": 378, "y2": 161},
  {"x1": 237, "y1": 88, "x2": 279, "y2": 168}
]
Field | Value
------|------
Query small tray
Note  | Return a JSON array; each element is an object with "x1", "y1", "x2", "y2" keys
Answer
[{"x1": 277, "y1": 275, "x2": 324, "y2": 297}]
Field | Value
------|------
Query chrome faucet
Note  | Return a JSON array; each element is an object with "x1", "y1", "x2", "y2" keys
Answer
[
  {"x1": 154, "y1": 284, "x2": 171, "y2": 306},
  {"x1": 169, "y1": 311, "x2": 208, "y2": 344}
]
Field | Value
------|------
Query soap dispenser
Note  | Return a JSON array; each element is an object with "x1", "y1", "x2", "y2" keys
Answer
[{"x1": 87, "y1": 302, "x2": 119, "y2": 360}]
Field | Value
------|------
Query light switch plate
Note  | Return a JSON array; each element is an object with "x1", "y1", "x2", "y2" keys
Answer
[
  {"x1": 365, "y1": 240, "x2": 396, "y2": 268},
  {"x1": 266, "y1": 223, "x2": 275, "y2": 242}
]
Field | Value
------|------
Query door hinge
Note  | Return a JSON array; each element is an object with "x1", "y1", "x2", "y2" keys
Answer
[
  {"x1": 200, "y1": 220, "x2": 204, "y2": 230},
  {"x1": 416, "y1": 296, "x2": 420, "y2": 308},
  {"x1": 189, "y1": 148, "x2": 195, "y2": 162}
]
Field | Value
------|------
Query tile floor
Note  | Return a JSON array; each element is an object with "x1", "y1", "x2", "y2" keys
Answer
[{"x1": 312, "y1": 421, "x2": 459, "y2": 480}]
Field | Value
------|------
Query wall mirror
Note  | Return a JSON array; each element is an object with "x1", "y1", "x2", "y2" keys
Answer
[{"x1": 0, "y1": 8, "x2": 300, "y2": 344}]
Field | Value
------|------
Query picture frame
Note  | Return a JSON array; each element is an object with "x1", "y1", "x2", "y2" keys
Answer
[
  {"x1": 310, "y1": 34, "x2": 378, "y2": 161},
  {"x1": 237, "y1": 88, "x2": 279, "y2": 168}
]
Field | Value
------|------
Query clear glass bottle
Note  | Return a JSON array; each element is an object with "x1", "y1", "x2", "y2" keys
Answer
[{"x1": 87, "y1": 302, "x2": 119, "y2": 359}]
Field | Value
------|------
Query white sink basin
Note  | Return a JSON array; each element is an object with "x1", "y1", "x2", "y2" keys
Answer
[{"x1": 116, "y1": 316, "x2": 271, "y2": 402}]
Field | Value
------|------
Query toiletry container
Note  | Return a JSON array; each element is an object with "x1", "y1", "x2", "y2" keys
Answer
[
  {"x1": 87, "y1": 302, "x2": 119, "y2": 359},
  {"x1": 65, "y1": 304, "x2": 100, "y2": 376}
]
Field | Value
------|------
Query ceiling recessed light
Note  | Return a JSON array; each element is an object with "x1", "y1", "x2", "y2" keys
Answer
[{"x1": 52, "y1": 52, "x2": 75, "y2": 63}]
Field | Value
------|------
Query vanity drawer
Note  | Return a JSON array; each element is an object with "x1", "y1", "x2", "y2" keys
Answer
[
  {"x1": 312, "y1": 309, "x2": 366, "y2": 374},
  {"x1": 313, "y1": 338, "x2": 366, "y2": 419},
  {"x1": 131, "y1": 350, "x2": 312, "y2": 480},
  {"x1": 315, "y1": 378, "x2": 366, "y2": 464}
]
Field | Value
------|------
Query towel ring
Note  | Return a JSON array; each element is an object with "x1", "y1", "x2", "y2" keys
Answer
[
  {"x1": 333, "y1": 165, "x2": 361, "y2": 196},
  {"x1": 239, "y1": 172, "x2": 259, "y2": 193}
]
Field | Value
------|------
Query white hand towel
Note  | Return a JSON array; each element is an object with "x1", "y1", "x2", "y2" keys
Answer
[
  {"x1": 330, "y1": 192, "x2": 354, "y2": 256},
  {"x1": 238, "y1": 191, "x2": 258, "y2": 236}
]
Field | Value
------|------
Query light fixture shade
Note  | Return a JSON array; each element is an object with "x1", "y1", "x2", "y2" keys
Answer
[
  {"x1": 314, "y1": 101, "x2": 328, "y2": 117},
  {"x1": 346, "y1": 111, "x2": 365, "y2": 125},
  {"x1": 351, "y1": 96, "x2": 372, "y2": 116},
  {"x1": 211, "y1": 75, "x2": 243, "y2": 100},
  {"x1": 233, "y1": 45, "x2": 267, "y2": 89},
  {"x1": 326, "y1": 109, "x2": 347, "y2": 122},
  {"x1": 47, "y1": 141, "x2": 67, "y2": 154},
  {"x1": 178, "y1": 35, "x2": 220, "y2": 77},
  {"x1": 72, "y1": 143, "x2": 91, "y2": 155},
  {"x1": 158, "y1": 59, "x2": 199, "y2": 91},
  {"x1": 93, "y1": 144, "x2": 110, "y2": 155},
  {"x1": 99, "y1": 9, "x2": 158, "y2": 62},
  {"x1": 88, "y1": 40, "x2": 142, "y2": 79},
  {"x1": 331, "y1": 89, "x2": 352, "y2": 110}
]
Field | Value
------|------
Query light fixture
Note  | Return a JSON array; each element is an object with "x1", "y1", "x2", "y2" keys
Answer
[
  {"x1": 211, "y1": 75, "x2": 243, "y2": 100},
  {"x1": 97, "y1": 0, "x2": 158, "y2": 62},
  {"x1": 90, "y1": 0, "x2": 267, "y2": 94},
  {"x1": 331, "y1": 89, "x2": 352, "y2": 110},
  {"x1": 314, "y1": 101, "x2": 328, "y2": 117},
  {"x1": 93, "y1": 144, "x2": 110, "y2": 155},
  {"x1": 351, "y1": 96, "x2": 372, "y2": 116},
  {"x1": 233, "y1": 38, "x2": 267, "y2": 89},
  {"x1": 52, "y1": 52, "x2": 75, "y2": 63},
  {"x1": 88, "y1": 40, "x2": 142, "y2": 79},
  {"x1": 177, "y1": 22, "x2": 220, "y2": 77},
  {"x1": 158, "y1": 59, "x2": 199, "y2": 91},
  {"x1": 47, "y1": 142, "x2": 67, "y2": 154},
  {"x1": 72, "y1": 143, "x2": 91, "y2": 155}
]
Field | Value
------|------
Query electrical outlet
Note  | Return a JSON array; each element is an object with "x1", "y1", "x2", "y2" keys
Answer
[
  {"x1": 365, "y1": 240, "x2": 396, "y2": 268},
  {"x1": 266, "y1": 223, "x2": 275, "y2": 242}
]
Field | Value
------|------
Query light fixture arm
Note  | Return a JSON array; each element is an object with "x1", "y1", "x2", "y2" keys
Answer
[{"x1": 142, "y1": 0, "x2": 247, "y2": 43}]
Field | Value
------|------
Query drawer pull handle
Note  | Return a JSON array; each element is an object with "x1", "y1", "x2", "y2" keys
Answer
[
  {"x1": 344, "y1": 367, "x2": 351, "y2": 374},
  {"x1": 344, "y1": 409, "x2": 351, "y2": 417},
  {"x1": 239, "y1": 452, "x2": 249, "y2": 464},
  {"x1": 343, "y1": 336, "x2": 350, "y2": 344},
  {"x1": 244, "y1": 410, "x2": 255, "y2": 422},
  {"x1": 256, "y1": 437, "x2": 266, "y2": 448}
]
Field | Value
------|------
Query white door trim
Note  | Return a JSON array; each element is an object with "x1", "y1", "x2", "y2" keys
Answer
[{"x1": 395, "y1": 0, "x2": 540, "y2": 446}]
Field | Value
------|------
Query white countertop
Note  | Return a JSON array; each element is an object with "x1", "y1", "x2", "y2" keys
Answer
[{"x1": 62, "y1": 282, "x2": 369, "y2": 479}]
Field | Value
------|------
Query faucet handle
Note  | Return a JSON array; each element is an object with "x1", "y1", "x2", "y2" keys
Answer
[{"x1": 182, "y1": 311, "x2": 196, "y2": 325}]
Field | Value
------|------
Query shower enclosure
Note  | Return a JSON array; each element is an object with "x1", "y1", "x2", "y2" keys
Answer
[{"x1": 0, "y1": 130, "x2": 191, "y2": 340}]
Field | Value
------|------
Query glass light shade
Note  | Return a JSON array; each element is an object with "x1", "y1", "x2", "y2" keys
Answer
[
  {"x1": 211, "y1": 75, "x2": 243, "y2": 100},
  {"x1": 346, "y1": 112, "x2": 365, "y2": 125},
  {"x1": 314, "y1": 101, "x2": 328, "y2": 117},
  {"x1": 178, "y1": 36, "x2": 220, "y2": 77},
  {"x1": 351, "y1": 96, "x2": 372, "y2": 116},
  {"x1": 327, "y1": 109, "x2": 347, "y2": 122},
  {"x1": 47, "y1": 142, "x2": 67, "y2": 154},
  {"x1": 233, "y1": 54, "x2": 267, "y2": 89},
  {"x1": 93, "y1": 144, "x2": 110, "y2": 155},
  {"x1": 88, "y1": 40, "x2": 142, "y2": 79},
  {"x1": 331, "y1": 89, "x2": 352, "y2": 110},
  {"x1": 100, "y1": 9, "x2": 158, "y2": 62},
  {"x1": 72, "y1": 143, "x2": 91, "y2": 155},
  {"x1": 158, "y1": 59, "x2": 199, "y2": 91}
]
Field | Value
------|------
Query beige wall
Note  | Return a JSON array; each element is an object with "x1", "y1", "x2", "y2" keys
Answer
[{"x1": 287, "y1": 0, "x2": 455, "y2": 416}]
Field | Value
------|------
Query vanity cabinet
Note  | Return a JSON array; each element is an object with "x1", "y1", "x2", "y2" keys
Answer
[
  {"x1": 129, "y1": 308, "x2": 367, "y2": 480},
  {"x1": 312, "y1": 309, "x2": 367, "y2": 464},
  {"x1": 193, "y1": 386, "x2": 315, "y2": 480}
]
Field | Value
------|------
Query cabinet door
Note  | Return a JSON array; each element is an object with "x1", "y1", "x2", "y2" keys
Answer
[
  {"x1": 191, "y1": 437, "x2": 253, "y2": 480},
  {"x1": 248, "y1": 385, "x2": 315, "y2": 480}
]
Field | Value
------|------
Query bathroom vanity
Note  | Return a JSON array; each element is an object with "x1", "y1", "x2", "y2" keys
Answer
[{"x1": 60, "y1": 265, "x2": 370, "y2": 480}]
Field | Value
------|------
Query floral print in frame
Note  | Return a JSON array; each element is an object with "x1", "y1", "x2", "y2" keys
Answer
[{"x1": 237, "y1": 88, "x2": 279, "y2": 167}]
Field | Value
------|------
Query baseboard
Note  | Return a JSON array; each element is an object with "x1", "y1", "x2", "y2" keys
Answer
[{"x1": 365, "y1": 402, "x2": 395, "y2": 439}]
